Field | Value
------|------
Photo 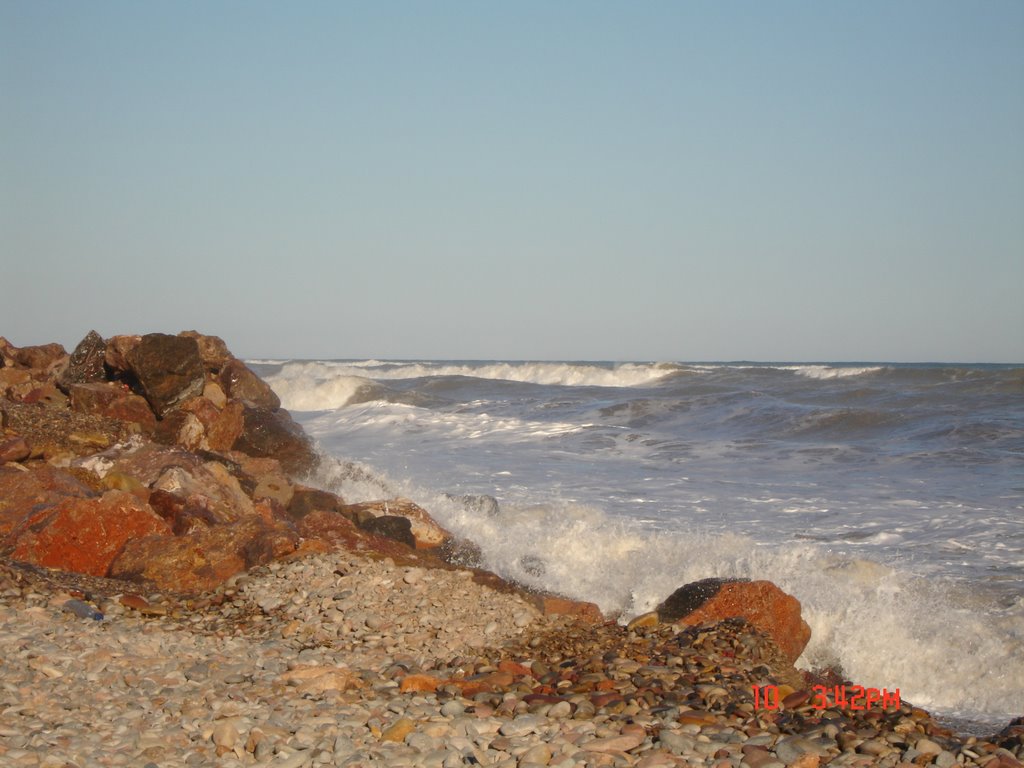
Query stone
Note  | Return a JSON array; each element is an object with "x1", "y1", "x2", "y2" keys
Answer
[
  {"x1": 380, "y1": 717, "x2": 415, "y2": 743},
  {"x1": 252, "y1": 473, "x2": 294, "y2": 507},
  {"x1": 150, "y1": 461, "x2": 255, "y2": 523},
  {"x1": 231, "y1": 404, "x2": 318, "y2": 477},
  {"x1": 218, "y1": 358, "x2": 281, "y2": 410},
  {"x1": 656, "y1": 578, "x2": 811, "y2": 663},
  {"x1": 67, "y1": 382, "x2": 156, "y2": 431},
  {"x1": 535, "y1": 595, "x2": 604, "y2": 623},
  {"x1": 7, "y1": 490, "x2": 171, "y2": 577},
  {"x1": 627, "y1": 611, "x2": 659, "y2": 631},
  {"x1": 582, "y1": 733, "x2": 645, "y2": 753},
  {"x1": 288, "y1": 486, "x2": 343, "y2": 519},
  {"x1": 344, "y1": 498, "x2": 451, "y2": 548},
  {"x1": 0, "y1": 436, "x2": 30, "y2": 463},
  {"x1": 206, "y1": 401, "x2": 245, "y2": 451},
  {"x1": 357, "y1": 514, "x2": 416, "y2": 548},
  {"x1": 22, "y1": 383, "x2": 68, "y2": 408},
  {"x1": 178, "y1": 331, "x2": 232, "y2": 371},
  {"x1": 103, "y1": 334, "x2": 141, "y2": 374},
  {"x1": 58, "y1": 330, "x2": 107, "y2": 389},
  {"x1": 125, "y1": 333, "x2": 206, "y2": 417},
  {"x1": 0, "y1": 464, "x2": 96, "y2": 536},
  {"x1": 7, "y1": 341, "x2": 67, "y2": 371},
  {"x1": 109, "y1": 515, "x2": 299, "y2": 593}
]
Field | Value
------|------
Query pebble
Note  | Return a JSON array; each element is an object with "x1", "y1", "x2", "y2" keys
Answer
[{"x1": 0, "y1": 553, "x2": 1018, "y2": 768}]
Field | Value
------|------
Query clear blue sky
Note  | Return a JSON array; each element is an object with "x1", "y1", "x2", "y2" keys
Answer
[{"x1": 2, "y1": 2, "x2": 1022, "y2": 362}]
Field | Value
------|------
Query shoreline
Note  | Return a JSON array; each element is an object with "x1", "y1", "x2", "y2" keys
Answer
[{"x1": 1, "y1": 330, "x2": 1021, "y2": 767}]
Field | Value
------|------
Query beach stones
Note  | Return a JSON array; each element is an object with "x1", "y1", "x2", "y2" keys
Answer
[{"x1": 656, "y1": 578, "x2": 812, "y2": 663}]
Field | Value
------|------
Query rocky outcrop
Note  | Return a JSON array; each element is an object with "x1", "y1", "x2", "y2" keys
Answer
[
  {"x1": 655, "y1": 577, "x2": 811, "y2": 663},
  {"x1": 123, "y1": 333, "x2": 206, "y2": 417}
]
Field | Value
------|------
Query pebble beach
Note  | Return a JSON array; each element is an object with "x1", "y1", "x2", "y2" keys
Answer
[{"x1": 2, "y1": 552, "x2": 1021, "y2": 768}]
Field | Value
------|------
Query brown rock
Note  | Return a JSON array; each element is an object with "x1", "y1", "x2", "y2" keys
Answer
[
  {"x1": 148, "y1": 489, "x2": 220, "y2": 535},
  {"x1": 7, "y1": 341, "x2": 67, "y2": 371},
  {"x1": 7, "y1": 490, "x2": 171, "y2": 577},
  {"x1": 0, "y1": 464, "x2": 96, "y2": 536},
  {"x1": 103, "y1": 335, "x2": 141, "y2": 374},
  {"x1": 399, "y1": 674, "x2": 442, "y2": 693},
  {"x1": 0, "y1": 436, "x2": 31, "y2": 463},
  {"x1": 68, "y1": 382, "x2": 157, "y2": 431},
  {"x1": 218, "y1": 359, "x2": 281, "y2": 410},
  {"x1": 0, "y1": 368, "x2": 34, "y2": 399},
  {"x1": 380, "y1": 718, "x2": 415, "y2": 743},
  {"x1": 104, "y1": 442, "x2": 205, "y2": 486},
  {"x1": 357, "y1": 514, "x2": 415, "y2": 548},
  {"x1": 343, "y1": 498, "x2": 450, "y2": 549},
  {"x1": 125, "y1": 333, "x2": 205, "y2": 417},
  {"x1": 178, "y1": 331, "x2": 231, "y2": 372},
  {"x1": 536, "y1": 595, "x2": 604, "y2": 623},
  {"x1": 231, "y1": 404, "x2": 317, "y2": 477},
  {"x1": 151, "y1": 461, "x2": 255, "y2": 523},
  {"x1": 657, "y1": 578, "x2": 811, "y2": 663},
  {"x1": 109, "y1": 515, "x2": 299, "y2": 593},
  {"x1": 252, "y1": 473, "x2": 294, "y2": 507},
  {"x1": 287, "y1": 486, "x2": 343, "y2": 519},
  {"x1": 206, "y1": 401, "x2": 245, "y2": 451},
  {"x1": 22, "y1": 383, "x2": 69, "y2": 408},
  {"x1": 58, "y1": 330, "x2": 107, "y2": 389}
]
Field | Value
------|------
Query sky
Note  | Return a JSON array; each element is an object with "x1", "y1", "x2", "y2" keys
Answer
[{"x1": 2, "y1": 2, "x2": 1022, "y2": 362}]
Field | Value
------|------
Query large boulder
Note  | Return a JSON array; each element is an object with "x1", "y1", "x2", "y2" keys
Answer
[
  {"x1": 178, "y1": 331, "x2": 231, "y2": 372},
  {"x1": 125, "y1": 333, "x2": 205, "y2": 417},
  {"x1": 656, "y1": 578, "x2": 811, "y2": 664},
  {"x1": 109, "y1": 516, "x2": 299, "y2": 593},
  {"x1": 344, "y1": 498, "x2": 451, "y2": 549},
  {"x1": 6, "y1": 490, "x2": 171, "y2": 577},
  {"x1": 218, "y1": 358, "x2": 280, "y2": 410},
  {"x1": 231, "y1": 405, "x2": 318, "y2": 477}
]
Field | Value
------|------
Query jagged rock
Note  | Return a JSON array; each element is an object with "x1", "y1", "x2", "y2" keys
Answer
[
  {"x1": 344, "y1": 498, "x2": 451, "y2": 548},
  {"x1": 148, "y1": 488, "x2": 222, "y2": 535},
  {"x1": 58, "y1": 330, "x2": 107, "y2": 389},
  {"x1": 205, "y1": 400, "x2": 244, "y2": 451},
  {"x1": 357, "y1": 514, "x2": 416, "y2": 548},
  {"x1": 656, "y1": 577, "x2": 811, "y2": 663},
  {"x1": 287, "y1": 486, "x2": 344, "y2": 519},
  {"x1": 218, "y1": 358, "x2": 281, "y2": 410},
  {"x1": 22, "y1": 383, "x2": 69, "y2": 408},
  {"x1": 178, "y1": 331, "x2": 231, "y2": 371},
  {"x1": 109, "y1": 515, "x2": 299, "y2": 593},
  {"x1": 6, "y1": 490, "x2": 171, "y2": 577},
  {"x1": 3, "y1": 340, "x2": 67, "y2": 371},
  {"x1": 0, "y1": 465, "x2": 97, "y2": 536},
  {"x1": 150, "y1": 461, "x2": 255, "y2": 523},
  {"x1": 67, "y1": 382, "x2": 156, "y2": 431},
  {"x1": 231, "y1": 404, "x2": 317, "y2": 477},
  {"x1": 438, "y1": 537, "x2": 484, "y2": 568},
  {"x1": 103, "y1": 334, "x2": 141, "y2": 374},
  {"x1": 125, "y1": 333, "x2": 206, "y2": 417}
]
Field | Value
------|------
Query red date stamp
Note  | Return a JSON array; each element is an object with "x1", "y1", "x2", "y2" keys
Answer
[{"x1": 752, "y1": 684, "x2": 901, "y2": 711}]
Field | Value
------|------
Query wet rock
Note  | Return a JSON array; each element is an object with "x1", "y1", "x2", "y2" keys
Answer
[
  {"x1": 231, "y1": 404, "x2": 317, "y2": 477},
  {"x1": 7, "y1": 490, "x2": 171, "y2": 577},
  {"x1": 358, "y1": 514, "x2": 416, "y2": 548},
  {"x1": 345, "y1": 498, "x2": 451, "y2": 548},
  {"x1": 125, "y1": 333, "x2": 206, "y2": 417},
  {"x1": 656, "y1": 578, "x2": 811, "y2": 663}
]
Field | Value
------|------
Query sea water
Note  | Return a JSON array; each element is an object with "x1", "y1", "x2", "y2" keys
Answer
[{"x1": 253, "y1": 360, "x2": 1024, "y2": 729}]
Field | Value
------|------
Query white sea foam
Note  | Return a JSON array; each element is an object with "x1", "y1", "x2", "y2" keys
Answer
[
  {"x1": 265, "y1": 363, "x2": 376, "y2": 411},
  {"x1": 782, "y1": 365, "x2": 885, "y2": 379}
]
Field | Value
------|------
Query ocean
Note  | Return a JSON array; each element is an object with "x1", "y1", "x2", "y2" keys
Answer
[{"x1": 252, "y1": 359, "x2": 1024, "y2": 730}]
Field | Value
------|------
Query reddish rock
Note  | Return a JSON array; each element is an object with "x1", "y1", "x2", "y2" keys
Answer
[
  {"x1": 656, "y1": 578, "x2": 811, "y2": 663},
  {"x1": 297, "y1": 510, "x2": 428, "y2": 561},
  {"x1": 125, "y1": 333, "x2": 205, "y2": 417},
  {"x1": 0, "y1": 368, "x2": 34, "y2": 399},
  {"x1": 231, "y1": 404, "x2": 318, "y2": 477},
  {"x1": 178, "y1": 331, "x2": 231, "y2": 372},
  {"x1": 7, "y1": 490, "x2": 171, "y2": 577},
  {"x1": 0, "y1": 436, "x2": 30, "y2": 463},
  {"x1": 218, "y1": 358, "x2": 281, "y2": 410},
  {"x1": 535, "y1": 595, "x2": 604, "y2": 623},
  {"x1": 150, "y1": 462, "x2": 255, "y2": 523},
  {"x1": 103, "y1": 335, "x2": 141, "y2": 374},
  {"x1": 7, "y1": 341, "x2": 67, "y2": 371},
  {"x1": 109, "y1": 515, "x2": 299, "y2": 593},
  {"x1": 105, "y1": 442, "x2": 205, "y2": 487},
  {"x1": 179, "y1": 395, "x2": 221, "y2": 432},
  {"x1": 58, "y1": 330, "x2": 107, "y2": 389},
  {"x1": 148, "y1": 488, "x2": 221, "y2": 534},
  {"x1": 0, "y1": 464, "x2": 96, "y2": 536},
  {"x1": 68, "y1": 382, "x2": 156, "y2": 430},
  {"x1": 206, "y1": 401, "x2": 245, "y2": 452},
  {"x1": 22, "y1": 383, "x2": 69, "y2": 408}
]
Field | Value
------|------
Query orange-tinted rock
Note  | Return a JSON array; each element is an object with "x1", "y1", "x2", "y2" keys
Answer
[
  {"x1": 68, "y1": 382, "x2": 156, "y2": 431},
  {"x1": 179, "y1": 395, "x2": 222, "y2": 432},
  {"x1": 125, "y1": 333, "x2": 205, "y2": 417},
  {"x1": 22, "y1": 383, "x2": 68, "y2": 408},
  {"x1": 288, "y1": 486, "x2": 343, "y2": 519},
  {"x1": 657, "y1": 578, "x2": 811, "y2": 663},
  {"x1": 206, "y1": 401, "x2": 245, "y2": 451},
  {"x1": 7, "y1": 490, "x2": 171, "y2": 577},
  {"x1": 104, "y1": 335, "x2": 141, "y2": 374},
  {"x1": 110, "y1": 515, "x2": 299, "y2": 593},
  {"x1": 399, "y1": 674, "x2": 442, "y2": 693},
  {"x1": 218, "y1": 358, "x2": 280, "y2": 410},
  {"x1": 151, "y1": 461, "x2": 255, "y2": 523},
  {"x1": 0, "y1": 464, "x2": 96, "y2": 536},
  {"x1": 5, "y1": 341, "x2": 67, "y2": 371},
  {"x1": 0, "y1": 436, "x2": 30, "y2": 463},
  {"x1": 535, "y1": 596, "x2": 604, "y2": 623}
]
